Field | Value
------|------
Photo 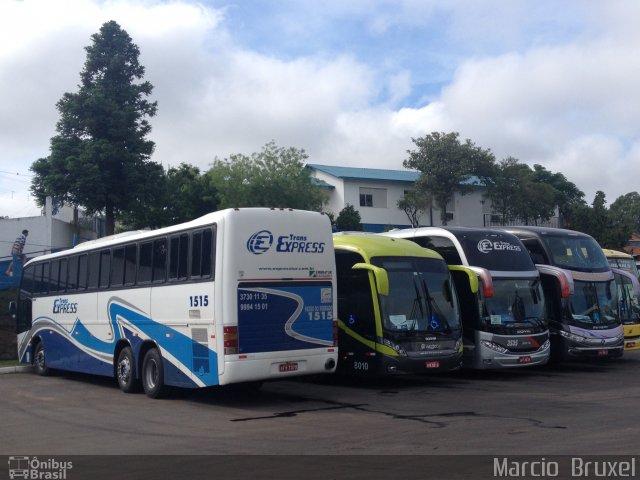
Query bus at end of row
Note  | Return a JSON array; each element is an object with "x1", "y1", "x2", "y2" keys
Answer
[
  {"x1": 11, "y1": 208, "x2": 338, "y2": 398},
  {"x1": 503, "y1": 227, "x2": 624, "y2": 362},
  {"x1": 333, "y1": 233, "x2": 478, "y2": 376}
]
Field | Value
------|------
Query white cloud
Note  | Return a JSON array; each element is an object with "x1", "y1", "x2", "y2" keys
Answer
[{"x1": 3, "y1": 0, "x2": 640, "y2": 219}]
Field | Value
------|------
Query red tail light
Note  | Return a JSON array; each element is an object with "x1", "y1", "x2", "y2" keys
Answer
[{"x1": 224, "y1": 326, "x2": 238, "y2": 355}]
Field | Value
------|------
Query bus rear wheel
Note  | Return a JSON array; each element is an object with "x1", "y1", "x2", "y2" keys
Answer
[
  {"x1": 33, "y1": 342, "x2": 51, "y2": 376},
  {"x1": 116, "y1": 346, "x2": 140, "y2": 393},
  {"x1": 142, "y1": 348, "x2": 167, "y2": 399}
]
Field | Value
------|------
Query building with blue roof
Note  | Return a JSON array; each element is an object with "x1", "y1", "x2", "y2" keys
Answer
[{"x1": 307, "y1": 163, "x2": 491, "y2": 232}]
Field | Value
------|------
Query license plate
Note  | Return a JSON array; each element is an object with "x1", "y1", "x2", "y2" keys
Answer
[
  {"x1": 518, "y1": 356, "x2": 532, "y2": 364},
  {"x1": 597, "y1": 349, "x2": 608, "y2": 357},
  {"x1": 425, "y1": 361, "x2": 440, "y2": 369},
  {"x1": 279, "y1": 362, "x2": 298, "y2": 372}
]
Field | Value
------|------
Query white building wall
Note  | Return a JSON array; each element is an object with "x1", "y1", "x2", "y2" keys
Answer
[{"x1": 344, "y1": 181, "x2": 414, "y2": 227}]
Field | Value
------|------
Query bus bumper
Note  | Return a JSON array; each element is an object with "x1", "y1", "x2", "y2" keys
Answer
[
  {"x1": 470, "y1": 345, "x2": 550, "y2": 370},
  {"x1": 382, "y1": 351, "x2": 463, "y2": 374}
]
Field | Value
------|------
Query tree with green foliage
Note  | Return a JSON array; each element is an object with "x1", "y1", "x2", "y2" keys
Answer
[
  {"x1": 531, "y1": 165, "x2": 585, "y2": 227},
  {"x1": 334, "y1": 204, "x2": 363, "y2": 231},
  {"x1": 206, "y1": 142, "x2": 327, "y2": 210},
  {"x1": 397, "y1": 188, "x2": 431, "y2": 227},
  {"x1": 484, "y1": 157, "x2": 530, "y2": 224},
  {"x1": 30, "y1": 21, "x2": 158, "y2": 235},
  {"x1": 118, "y1": 163, "x2": 218, "y2": 230},
  {"x1": 404, "y1": 132, "x2": 495, "y2": 225}
]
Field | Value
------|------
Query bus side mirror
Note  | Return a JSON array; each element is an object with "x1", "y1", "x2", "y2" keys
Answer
[
  {"x1": 352, "y1": 263, "x2": 389, "y2": 296},
  {"x1": 8, "y1": 301, "x2": 17, "y2": 321},
  {"x1": 448, "y1": 265, "x2": 479, "y2": 294}
]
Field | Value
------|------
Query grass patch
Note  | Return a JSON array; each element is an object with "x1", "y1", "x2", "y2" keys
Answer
[{"x1": 0, "y1": 359, "x2": 21, "y2": 368}]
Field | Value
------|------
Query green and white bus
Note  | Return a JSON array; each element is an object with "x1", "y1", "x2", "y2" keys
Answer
[{"x1": 333, "y1": 233, "x2": 477, "y2": 376}]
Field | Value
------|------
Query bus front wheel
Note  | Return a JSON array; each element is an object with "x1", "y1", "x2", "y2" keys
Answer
[
  {"x1": 142, "y1": 348, "x2": 167, "y2": 399},
  {"x1": 33, "y1": 342, "x2": 51, "y2": 376},
  {"x1": 116, "y1": 346, "x2": 140, "y2": 393}
]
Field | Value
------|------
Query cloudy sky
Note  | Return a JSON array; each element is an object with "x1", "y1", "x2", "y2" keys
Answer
[{"x1": 2, "y1": 0, "x2": 640, "y2": 218}]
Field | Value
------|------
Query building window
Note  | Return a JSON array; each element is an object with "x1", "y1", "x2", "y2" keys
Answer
[
  {"x1": 359, "y1": 187, "x2": 387, "y2": 208},
  {"x1": 360, "y1": 193, "x2": 373, "y2": 207}
]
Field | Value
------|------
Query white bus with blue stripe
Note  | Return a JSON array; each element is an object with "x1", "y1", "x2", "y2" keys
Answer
[{"x1": 13, "y1": 208, "x2": 338, "y2": 398}]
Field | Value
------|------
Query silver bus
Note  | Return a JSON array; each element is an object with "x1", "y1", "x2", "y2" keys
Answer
[
  {"x1": 502, "y1": 227, "x2": 623, "y2": 362},
  {"x1": 383, "y1": 227, "x2": 549, "y2": 369}
]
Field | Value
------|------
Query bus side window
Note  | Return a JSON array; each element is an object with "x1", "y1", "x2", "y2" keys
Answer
[
  {"x1": 123, "y1": 244, "x2": 137, "y2": 286},
  {"x1": 111, "y1": 247, "x2": 125, "y2": 287},
  {"x1": 87, "y1": 252, "x2": 100, "y2": 289},
  {"x1": 152, "y1": 238, "x2": 167, "y2": 284},
  {"x1": 191, "y1": 229, "x2": 215, "y2": 279},
  {"x1": 522, "y1": 239, "x2": 548, "y2": 265},
  {"x1": 169, "y1": 234, "x2": 189, "y2": 281},
  {"x1": 99, "y1": 249, "x2": 111, "y2": 288},
  {"x1": 138, "y1": 242, "x2": 153, "y2": 284},
  {"x1": 68, "y1": 256, "x2": 79, "y2": 292},
  {"x1": 414, "y1": 236, "x2": 462, "y2": 264},
  {"x1": 335, "y1": 250, "x2": 376, "y2": 339},
  {"x1": 78, "y1": 254, "x2": 88, "y2": 290},
  {"x1": 49, "y1": 259, "x2": 60, "y2": 294}
]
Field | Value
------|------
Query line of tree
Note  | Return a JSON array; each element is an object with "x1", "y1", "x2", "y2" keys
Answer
[{"x1": 28, "y1": 21, "x2": 640, "y2": 249}]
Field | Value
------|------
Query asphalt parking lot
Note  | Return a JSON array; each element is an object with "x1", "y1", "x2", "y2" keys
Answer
[{"x1": 2, "y1": 354, "x2": 639, "y2": 478}]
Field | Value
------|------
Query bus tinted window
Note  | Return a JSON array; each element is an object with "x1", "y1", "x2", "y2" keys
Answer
[
  {"x1": 454, "y1": 231, "x2": 534, "y2": 271},
  {"x1": 124, "y1": 244, "x2": 137, "y2": 286},
  {"x1": 99, "y1": 249, "x2": 111, "y2": 288},
  {"x1": 41, "y1": 262, "x2": 50, "y2": 295},
  {"x1": 152, "y1": 239, "x2": 167, "y2": 283},
  {"x1": 111, "y1": 247, "x2": 125, "y2": 287},
  {"x1": 88, "y1": 252, "x2": 100, "y2": 289},
  {"x1": 50, "y1": 260, "x2": 60, "y2": 293},
  {"x1": 68, "y1": 256, "x2": 78, "y2": 291},
  {"x1": 138, "y1": 242, "x2": 153, "y2": 283},
  {"x1": 78, "y1": 254, "x2": 88, "y2": 290},
  {"x1": 190, "y1": 228, "x2": 215, "y2": 279},
  {"x1": 59, "y1": 258, "x2": 68, "y2": 292},
  {"x1": 169, "y1": 234, "x2": 189, "y2": 281}
]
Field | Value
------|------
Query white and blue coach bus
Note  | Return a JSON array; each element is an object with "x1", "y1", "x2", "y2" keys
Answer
[{"x1": 12, "y1": 208, "x2": 338, "y2": 398}]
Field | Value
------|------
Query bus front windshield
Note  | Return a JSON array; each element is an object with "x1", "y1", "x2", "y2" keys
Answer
[
  {"x1": 567, "y1": 280, "x2": 619, "y2": 327},
  {"x1": 371, "y1": 257, "x2": 461, "y2": 333},
  {"x1": 543, "y1": 234, "x2": 610, "y2": 272},
  {"x1": 481, "y1": 278, "x2": 545, "y2": 330}
]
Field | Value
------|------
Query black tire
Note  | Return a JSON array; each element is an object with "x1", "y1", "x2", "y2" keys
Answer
[
  {"x1": 116, "y1": 346, "x2": 140, "y2": 393},
  {"x1": 33, "y1": 342, "x2": 51, "y2": 376},
  {"x1": 141, "y1": 348, "x2": 167, "y2": 399}
]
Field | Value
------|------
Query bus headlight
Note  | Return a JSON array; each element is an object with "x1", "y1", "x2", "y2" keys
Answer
[
  {"x1": 559, "y1": 330, "x2": 586, "y2": 344},
  {"x1": 539, "y1": 339, "x2": 551, "y2": 351},
  {"x1": 480, "y1": 340, "x2": 508, "y2": 354},
  {"x1": 455, "y1": 338, "x2": 463, "y2": 353}
]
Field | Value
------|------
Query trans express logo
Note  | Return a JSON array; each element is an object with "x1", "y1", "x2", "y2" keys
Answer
[
  {"x1": 247, "y1": 230, "x2": 274, "y2": 254},
  {"x1": 247, "y1": 230, "x2": 326, "y2": 255},
  {"x1": 477, "y1": 239, "x2": 522, "y2": 254},
  {"x1": 53, "y1": 298, "x2": 78, "y2": 314}
]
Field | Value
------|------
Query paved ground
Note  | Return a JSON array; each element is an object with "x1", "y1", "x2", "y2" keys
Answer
[{"x1": 2, "y1": 354, "x2": 639, "y2": 478}]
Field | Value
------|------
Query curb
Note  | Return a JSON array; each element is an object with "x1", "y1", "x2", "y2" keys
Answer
[{"x1": 0, "y1": 365, "x2": 33, "y2": 375}]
